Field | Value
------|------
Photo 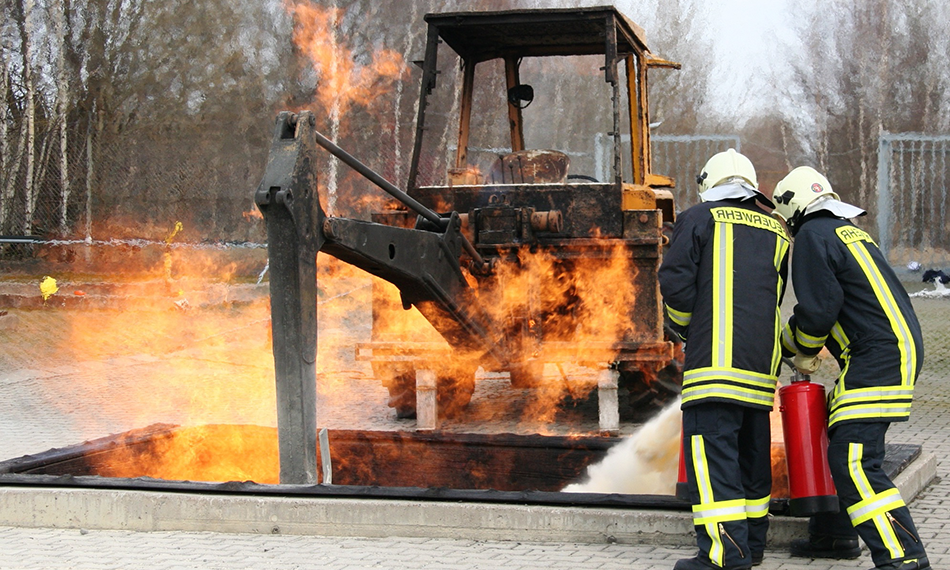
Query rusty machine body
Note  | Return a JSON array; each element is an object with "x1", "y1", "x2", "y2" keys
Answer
[{"x1": 255, "y1": 7, "x2": 682, "y2": 484}]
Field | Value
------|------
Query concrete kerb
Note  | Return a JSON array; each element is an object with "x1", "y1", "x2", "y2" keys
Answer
[{"x1": 0, "y1": 450, "x2": 935, "y2": 546}]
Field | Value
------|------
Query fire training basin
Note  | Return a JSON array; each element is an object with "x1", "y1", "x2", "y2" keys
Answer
[{"x1": 0, "y1": 423, "x2": 923, "y2": 514}]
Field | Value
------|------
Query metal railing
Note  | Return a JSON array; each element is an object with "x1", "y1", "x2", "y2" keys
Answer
[{"x1": 877, "y1": 133, "x2": 950, "y2": 266}]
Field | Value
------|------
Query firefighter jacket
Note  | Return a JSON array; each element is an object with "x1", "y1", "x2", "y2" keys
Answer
[
  {"x1": 781, "y1": 213, "x2": 923, "y2": 427},
  {"x1": 659, "y1": 197, "x2": 790, "y2": 411}
]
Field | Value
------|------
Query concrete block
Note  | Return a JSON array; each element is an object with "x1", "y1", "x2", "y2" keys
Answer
[
  {"x1": 598, "y1": 369, "x2": 619, "y2": 435},
  {"x1": 416, "y1": 369, "x2": 437, "y2": 430}
]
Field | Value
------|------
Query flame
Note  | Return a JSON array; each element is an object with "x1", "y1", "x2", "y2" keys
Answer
[
  {"x1": 485, "y1": 244, "x2": 639, "y2": 353},
  {"x1": 51, "y1": 295, "x2": 277, "y2": 432},
  {"x1": 448, "y1": 166, "x2": 483, "y2": 187},
  {"x1": 27, "y1": 237, "x2": 797, "y2": 489},
  {"x1": 285, "y1": 1, "x2": 407, "y2": 116},
  {"x1": 243, "y1": 209, "x2": 264, "y2": 221},
  {"x1": 98, "y1": 425, "x2": 279, "y2": 484},
  {"x1": 28, "y1": 250, "x2": 382, "y2": 484},
  {"x1": 367, "y1": 241, "x2": 643, "y2": 432}
]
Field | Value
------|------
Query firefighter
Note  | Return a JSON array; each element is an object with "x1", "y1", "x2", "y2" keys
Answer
[
  {"x1": 772, "y1": 166, "x2": 929, "y2": 570},
  {"x1": 659, "y1": 149, "x2": 790, "y2": 570}
]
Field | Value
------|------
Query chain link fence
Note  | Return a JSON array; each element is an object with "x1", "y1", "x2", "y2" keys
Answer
[
  {"x1": 873, "y1": 133, "x2": 950, "y2": 383},
  {"x1": 877, "y1": 133, "x2": 950, "y2": 268},
  {"x1": 0, "y1": 120, "x2": 268, "y2": 246},
  {"x1": 650, "y1": 134, "x2": 742, "y2": 211},
  {"x1": 7, "y1": 128, "x2": 950, "y2": 264},
  {"x1": 0, "y1": 113, "x2": 409, "y2": 274}
]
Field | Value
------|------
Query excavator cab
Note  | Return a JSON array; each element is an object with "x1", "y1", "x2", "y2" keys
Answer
[{"x1": 406, "y1": 8, "x2": 678, "y2": 205}]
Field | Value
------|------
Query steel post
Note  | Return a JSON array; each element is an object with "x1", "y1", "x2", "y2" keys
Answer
[{"x1": 255, "y1": 111, "x2": 323, "y2": 484}]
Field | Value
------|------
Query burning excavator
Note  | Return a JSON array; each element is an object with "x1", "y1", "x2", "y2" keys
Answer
[
  {"x1": 256, "y1": 7, "x2": 684, "y2": 484},
  {"x1": 0, "y1": 8, "x2": 929, "y2": 524}
]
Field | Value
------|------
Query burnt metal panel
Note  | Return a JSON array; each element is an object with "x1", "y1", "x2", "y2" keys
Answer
[{"x1": 413, "y1": 183, "x2": 626, "y2": 239}]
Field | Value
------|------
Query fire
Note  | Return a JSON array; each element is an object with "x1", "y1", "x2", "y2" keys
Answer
[
  {"x1": 284, "y1": 1, "x2": 408, "y2": 116},
  {"x1": 370, "y1": 241, "x2": 643, "y2": 432},
  {"x1": 98, "y1": 425, "x2": 280, "y2": 484},
  {"x1": 448, "y1": 166, "x2": 483, "y2": 187},
  {"x1": 29, "y1": 247, "x2": 379, "y2": 485},
  {"x1": 27, "y1": 239, "x2": 795, "y2": 491},
  {"x1": 51, "y1": 296, "x2": 277, "y2": 433},
  {"x1": 243, "y1": 209, "x2": 263, "y2": 221}
]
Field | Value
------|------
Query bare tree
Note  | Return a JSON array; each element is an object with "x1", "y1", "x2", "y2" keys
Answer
[
  {"x1": 18, "y1": 0, "x2": 36, "y2": 235},
  {"x1": 739, "y1": 113, "x2": 807, "y2": 195},
  {"x1": 53, "y1": 0, "x2": 69, "y2": 233},
  {"x1": 636, "y1": 0, "x2": 713, "y2": 135},
  {"x1": 0, "y1": 11, "x2": 17, "y2": 231},
  {"x1": 780, "y1": 0, "x2": 950, "y2": 218}
]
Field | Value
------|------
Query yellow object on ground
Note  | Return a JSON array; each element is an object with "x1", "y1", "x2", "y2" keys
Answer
[
  {"x1": 165, "y1": 221, "x2": 183, "y2": 244},
  {"x1": 39, "y1": 276, "x2": 58, "y2": 301}
]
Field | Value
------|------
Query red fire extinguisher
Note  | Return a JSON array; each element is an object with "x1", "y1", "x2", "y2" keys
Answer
[
  {"x1": 676, "y1": 429, "x2": 689, "y2": 500},
  {"x1": 779, "y1": 359, "x2": 839, "y2": 516}
]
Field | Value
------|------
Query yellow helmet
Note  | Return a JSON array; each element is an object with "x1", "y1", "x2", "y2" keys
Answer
[
  {"x1": 696, "y1": 148, "x2": 758, "y2": 192},
  {"x1": 772, "y1": 166, "x2": 839, "y2": 229}
]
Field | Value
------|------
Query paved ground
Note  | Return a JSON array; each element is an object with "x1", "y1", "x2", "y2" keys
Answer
[{"x1": 0, "y1": 274, "x2": 947, "y2": 569}]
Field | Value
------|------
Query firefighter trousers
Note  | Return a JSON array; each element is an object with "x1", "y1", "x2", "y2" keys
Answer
[
  {"x1": 682, "y1": 402, "x2": 771, "y2": 569},
  {"x1": 807, "y1": 421, "x2": 927, "y2": 567}
]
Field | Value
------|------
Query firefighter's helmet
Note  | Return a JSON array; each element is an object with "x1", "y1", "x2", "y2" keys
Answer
[
  {"x1": 696, "y1": 148, "x2": 758, "y2": 192},
  {"x1": 772, "y1": 166, "x2": 839, "y2": 229}
]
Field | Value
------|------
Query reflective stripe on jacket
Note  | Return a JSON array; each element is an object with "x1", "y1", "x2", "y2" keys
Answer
[
  {"x1": 659, "y1": 198, "x2": 790, "y2": 410},
  {"x1": 785, "y1": 215, "x2": 923, "y2": 426}
]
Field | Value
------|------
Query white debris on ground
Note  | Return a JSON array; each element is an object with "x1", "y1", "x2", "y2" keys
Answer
[{"x1": 912, "y1": 268, "x2": 950, "y2": 298}]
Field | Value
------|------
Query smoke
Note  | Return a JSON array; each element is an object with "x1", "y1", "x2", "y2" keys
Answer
[{"x1": 562, "y1": 396, "x2": 682, "y2": 495}]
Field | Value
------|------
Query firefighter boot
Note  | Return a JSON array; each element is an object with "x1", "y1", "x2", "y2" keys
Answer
[
  {"x1": 790, "y1": 534, "x2": 861, "y2": 559},
  {"x1": 673, "y1": 557, "x2": 751, "y2": 570},
  {"x1": 869, "y1": 556, "x2": 930, "y2": 570}
]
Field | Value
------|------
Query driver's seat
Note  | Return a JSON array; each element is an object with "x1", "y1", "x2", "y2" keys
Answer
[{"x1": 484, "y1": 150, "x2": 569, "y2": 185}]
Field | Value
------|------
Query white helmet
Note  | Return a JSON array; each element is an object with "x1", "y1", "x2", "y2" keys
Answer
[
  {"x1": 696, "y1": 148, "x2": 758, "y2": 192},
  {"x1": 772, "y1": 166, "x2": 861, "y2": 231}
]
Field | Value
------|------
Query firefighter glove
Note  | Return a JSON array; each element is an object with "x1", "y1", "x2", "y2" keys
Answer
[{"x1": 793, "y1": 353, "x2": 822, "y2": 375}]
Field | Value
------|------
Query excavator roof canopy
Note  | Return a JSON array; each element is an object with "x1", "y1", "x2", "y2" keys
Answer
[{"x1": 424, "y1": 6, "x2": 650, "y2": 63}]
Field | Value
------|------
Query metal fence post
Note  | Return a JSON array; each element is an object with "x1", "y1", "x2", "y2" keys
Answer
[{"x1": 877, "y1": 134, "x2": 893, "y2": 258}]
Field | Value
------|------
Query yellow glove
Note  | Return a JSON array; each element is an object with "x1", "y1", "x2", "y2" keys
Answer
[{"x1": 793, "y1": 353, "x2": 822, "y2": 375}]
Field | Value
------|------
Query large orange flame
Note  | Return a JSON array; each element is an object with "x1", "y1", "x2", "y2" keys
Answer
[
  {"x1": 370, "y1": 241, "x2": 643, "y2": 434},
  {"x1": 284, "y1": 1, "x2": 408, "y2": 115}
]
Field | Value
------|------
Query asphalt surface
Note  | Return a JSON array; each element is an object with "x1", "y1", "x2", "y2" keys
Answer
[{"x1": 0, "y1": 281, "x2": 947, "y2": 570}]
